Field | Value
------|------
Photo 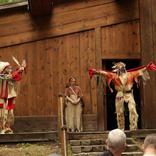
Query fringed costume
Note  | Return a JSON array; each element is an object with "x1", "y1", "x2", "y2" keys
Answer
[
  {"x1": 0, "y1": 59, "x2": 26, "y2": 134},
  {"x1": 64, "y1": 77, "x2": 83, "y2": 132},
  {"x1": 89, "y1": 62, "x2": 156, "y2": 130}
]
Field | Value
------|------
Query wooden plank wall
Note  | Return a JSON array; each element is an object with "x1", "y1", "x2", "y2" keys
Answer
[
  {"x1": 0, "y1": 32, "x2": 97, "y2": 116},
  {"x1": 0, "y1": 0, "x2": 139, "y2": 48},
  {"x1": 140, "y1": 0, "x2": 156, "y2": 128},
  {"x1": 0, "y1": 0, "x2": 140, "y2": 131},
  {"x1": 101, "y1": 20, "x2": 140, "y2": 59}
]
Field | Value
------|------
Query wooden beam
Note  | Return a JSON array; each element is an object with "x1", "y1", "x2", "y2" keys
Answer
[
  {"x1": 140, "y1": 0, "x2": 156, "y2": 128},
  {"x1": 95, "y1": 27, "x2": 106, "y2": 131},
  {"x1": 0, "y1": 0, "x2": 139, "y2": 48},
  {"x1": 28, "y1": 0, "x2": 52, "y2": 16}
]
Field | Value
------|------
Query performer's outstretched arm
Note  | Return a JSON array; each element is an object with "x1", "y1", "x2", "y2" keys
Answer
[
  {"x1": 89, "y1": 68, "x2": 109, "y2": 79},
  {"x1": 89, "y1": 68, "x2": 115, "y2": 92},
  {"x1": 127, "y1": 62, "x2": 156, "y2": 83}
]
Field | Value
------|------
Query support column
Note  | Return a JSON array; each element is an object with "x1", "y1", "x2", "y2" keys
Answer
[
  {"x1": 140, "y1": 0, "x2": 156, "y2": 128},
  {"x1": 95, "y1": 27, "x2": 107, "y2": 130}
]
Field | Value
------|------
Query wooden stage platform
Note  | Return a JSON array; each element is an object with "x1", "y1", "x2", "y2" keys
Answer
[{"x1": 0, "y1": 129, "x2": 156, "y2": 144}]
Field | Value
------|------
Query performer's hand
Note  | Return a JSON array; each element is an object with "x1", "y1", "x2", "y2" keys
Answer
[
  {"x1": 73, "y1": 99, "x2": 80, "y2": 104},
  {"x1": 147, "y1": 62, "x2": 156, "y2": 71},
  {"x1": 21, "y1": 60, "x2": 26, "y2": 68},
  {"x1": 91, "y1": 68, "x2": 97, "y2": 73},
  {"x1": 19, "y1": 66, "x2": 25, "y2": 71},
  {"x1": 19, "y1": 60, "x2": 26, "y2": 71},
  {"x1": 89, "y1": 68, "x2": 97, "y2": 78}
]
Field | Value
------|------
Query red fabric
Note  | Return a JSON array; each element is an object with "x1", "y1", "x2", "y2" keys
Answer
[
  {"x1": 127, "y1": 62, "x2": 156, "y2": 72},
  {"x1": 127, "y1": 65, "x2": 146, "y2": 72},
  {"x1": 89, "y1": 68, "x2": 95, "y2": 79},
  {"x1": 6, "y1": 98, "x2": 15, "y2": 110},
  {"x1": 12, "y1": 70, "x2": 22, "y2": 81},
  {"x1": 146, "y1": 62, "x2": 156, "y2": 71},
  {"x1": 88, "y1": 61, "x2": 156, "y2": 93},
  {"x1": 0, "y1": 103, "x2": 3, "y2": 108},
  {"x1": 106, "y1": 73, "x2": 114, "y2": 93},
  {"x1": 0, "y1": 80, "x2": 8, "y2": 98}
]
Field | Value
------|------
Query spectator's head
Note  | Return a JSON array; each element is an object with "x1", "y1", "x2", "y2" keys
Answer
[
  {"x1": 143, "y1": 134, "x2": 156, "y2": 156},
  {"x1": 106, "y1": 129, "x2": 126, "y2": 154}
]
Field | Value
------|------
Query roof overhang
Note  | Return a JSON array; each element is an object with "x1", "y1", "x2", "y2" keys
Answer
[{"x1": 28, "y1": 0, "x2": 53, "y2": 16}]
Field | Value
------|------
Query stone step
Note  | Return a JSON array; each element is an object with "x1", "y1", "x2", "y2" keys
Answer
[
  {"x1": 69, "y1": 138, "x2": 135, "y2": 146},
  {"x1": 69, "y1": 130, "x2": 147, "y2": 156},
  {"x1": 126, "y1": 144, "x2": 141, "y2": 152},
  {"x1": 122, "y1": 151, "x2": 143, "y2": 156},
  {"x1": 69, "y1": 139, "x2": 105, "y2": 146},
  {"x1": 126, "y1": 138, "x2": 135, "y2": 144},
  {"x1": 68, "y1": 131, "x2": 108, "y2": 140},
  {"x1": 73, "y1": 151, "x2": 143, "y2": 156},
  {"x1": 72, "y1": 145, "x2": 106, "y2": 153},
  {"x1": 71, "y1": 144, "x2": 140, "y2": 154},
  {"x1": 69, "y1": 129, "x2": 156, "y2": 140}
]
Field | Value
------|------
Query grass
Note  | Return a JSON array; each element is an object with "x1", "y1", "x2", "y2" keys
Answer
[{"x1": 0, "y1": 142, "x2": 61, "y2": 156}]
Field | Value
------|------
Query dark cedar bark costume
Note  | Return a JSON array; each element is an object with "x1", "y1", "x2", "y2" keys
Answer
[
  {"x1": 0, "y1": 59, "x2": 26, "y2": 134},
  {"x1": 89, "y1": 62, "x2": 156, "y2": 130}
]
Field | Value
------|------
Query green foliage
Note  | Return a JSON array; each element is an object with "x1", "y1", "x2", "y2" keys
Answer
[{"x1": 0, "y1": 0, "x2": 26, "y2": 5}]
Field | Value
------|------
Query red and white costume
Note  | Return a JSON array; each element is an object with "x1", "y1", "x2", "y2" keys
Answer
[
  {"x1": 89, "y1": 62, "x2": 156, "y2": 130},
  {"x1": 0, "y1": 62, "x2": 24, "y2": 134}
]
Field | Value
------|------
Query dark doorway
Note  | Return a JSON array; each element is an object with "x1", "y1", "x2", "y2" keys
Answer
[{"x1": 103, "y1": 59, "x2": 142, "y2": 130}]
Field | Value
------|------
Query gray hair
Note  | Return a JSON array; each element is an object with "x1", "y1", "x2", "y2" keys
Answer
[
  {"x1": 107, "y1": 129, "x2": 126, "y2": 151},
  {"x1": 144, "y1": 134, "x2": 156, "y2": 150}
]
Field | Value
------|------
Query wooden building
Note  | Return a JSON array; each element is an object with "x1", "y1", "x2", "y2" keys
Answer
[{"x1": 0, "y1": 0, "x2": 156, "y2": 132}]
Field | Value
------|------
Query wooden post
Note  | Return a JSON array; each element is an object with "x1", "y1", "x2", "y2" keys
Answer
[
  {"x1": 140, "y1": 0, "x2": 156, "y2": 128},
  {"x1": 58, "y1": 94, "x2": 67, "y2": 156},
  {"x1": 95, "y1": 27, "x2": 106, "y2": 131}
]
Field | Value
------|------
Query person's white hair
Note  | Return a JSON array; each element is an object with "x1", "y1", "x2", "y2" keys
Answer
[
  {"x1": 107, "y1": 129, "x2": 126, "y2": 151},
  {"x1": 144, "y1": 134, "x2": 156, "y2": 150}
]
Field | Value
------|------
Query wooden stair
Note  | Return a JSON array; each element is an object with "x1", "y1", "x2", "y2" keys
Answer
[
  {"x1": 69, "y1": 138, "x2": 143, "y2": 156},
  {"x1": 68, "y1": 129, "x2": 156, "y2": 156},
  {"x1": 0, "y1": 131, "x2": 57, "y2": 143}
]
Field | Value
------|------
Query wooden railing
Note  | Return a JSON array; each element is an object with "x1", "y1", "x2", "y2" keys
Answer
[{"x1": 58, "y1": 94, "x2": 67, "y2": 156}]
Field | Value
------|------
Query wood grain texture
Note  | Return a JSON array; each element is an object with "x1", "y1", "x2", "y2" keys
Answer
[
  {"x1": 0, "y1": 0, "x2": 141, "y2": 130},
  {"x1": 95, "y1": 27, "x2": 106, "y2": 130},
  {"x1": 14, "y1": 114, "x2": 97, "y2": 132},
  {"x1": 0, "y1": 30, "x2": 97, "y2": 116},
  {"x1": 0, "y1": 0, "x2": 139, "y2": 48},
  {"x1": 79, "y1": 30, "x2": 96, "y2": 114},
  {"x1": 101, "y1": 20, "x2": 141, "y2": 59},
  {"x1": 140, "y1": 0, "x2": 156, "y2": 129}
]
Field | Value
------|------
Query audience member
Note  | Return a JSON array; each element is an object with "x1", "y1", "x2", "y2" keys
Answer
[
  {"x1": 143, "y1": 134, "x2": 156, "y2": 156},
  {"x1": 100, "y1": 129, "x2": 126, "y2": 156}
]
